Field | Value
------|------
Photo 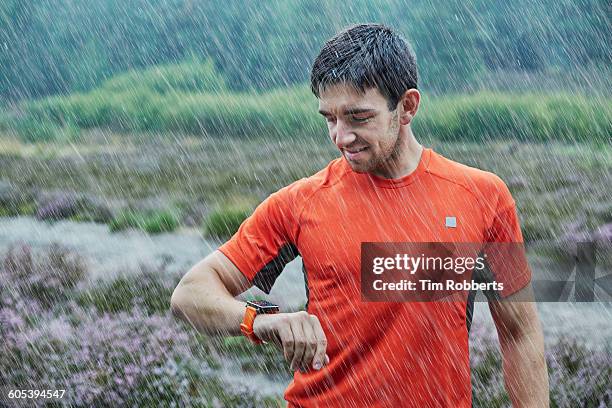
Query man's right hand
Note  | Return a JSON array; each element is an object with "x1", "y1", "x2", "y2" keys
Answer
[{"x1": 253, "y1": 311, "x2": 329, "y2": 373}]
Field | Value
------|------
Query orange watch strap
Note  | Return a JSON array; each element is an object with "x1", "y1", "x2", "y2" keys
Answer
[{"x1": 240, "y1": 305, "x2": 263, "y2": 344}]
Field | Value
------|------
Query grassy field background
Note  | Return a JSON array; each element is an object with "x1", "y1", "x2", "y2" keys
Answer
[
  {"x1": 1, "y1": 129, "x2": 610, "y2": 407},
  {"x1": 0, "y1": 131, "x2": 609, "y2": 243},
  {"x1": 1, "y1": 65, "x2": 610, "y2": 407},
  {"x1": 2, "y1": 62, "x2": 610, "y2": 145}
]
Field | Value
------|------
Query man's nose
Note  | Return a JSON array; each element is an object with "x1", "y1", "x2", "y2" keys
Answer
[{"x1": 333, "y1": 119, "x2": 356, "y2": 148}]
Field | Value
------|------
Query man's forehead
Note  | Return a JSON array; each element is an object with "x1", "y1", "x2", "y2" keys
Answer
[{"x1": 317, "y1": 84, "x2": 385, "y2": 113}]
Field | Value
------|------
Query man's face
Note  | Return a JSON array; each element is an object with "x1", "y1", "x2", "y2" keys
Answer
[{"x1": 318, "y1": 83, "x2": 401, "y2": 175}]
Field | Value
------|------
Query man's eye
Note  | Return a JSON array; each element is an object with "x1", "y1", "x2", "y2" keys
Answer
[
  {"x1": 325, "y1": 116, "x2": 336, "y2": 123},
  {"x1": 351, "y1": 116, "x2": 370, "y2": 123}
]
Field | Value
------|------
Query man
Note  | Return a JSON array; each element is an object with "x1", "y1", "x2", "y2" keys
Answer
[{"x1": 171, "y1": 24, "x2": 549, "y2": 407}]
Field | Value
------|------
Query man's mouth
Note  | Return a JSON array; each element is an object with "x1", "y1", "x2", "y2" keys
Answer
[
  {"x1": 344, "y1": 146, "x2": 368, "y2": 160},
  {"x1": 345, "y1": 147, "x2": 368, "y2": 154}
]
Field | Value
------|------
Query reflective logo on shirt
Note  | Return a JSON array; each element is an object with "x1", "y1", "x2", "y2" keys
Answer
[{"x1": 445, "y1": 216, "x2": 457, "y2": 228}]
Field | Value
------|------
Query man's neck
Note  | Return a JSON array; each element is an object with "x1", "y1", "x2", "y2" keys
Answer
[{"x1": 370, "y1": 130, "x2": 423, "y2": 179}]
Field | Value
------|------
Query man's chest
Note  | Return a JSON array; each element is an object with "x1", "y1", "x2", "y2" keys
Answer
[{"x1": 295, "y1": 186, "x2": 486, "y2": 283}]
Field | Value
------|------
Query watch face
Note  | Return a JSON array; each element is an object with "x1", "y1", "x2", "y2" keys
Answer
[{"x1": 247, "y1": 300, "x2": 279, "y2": 314}]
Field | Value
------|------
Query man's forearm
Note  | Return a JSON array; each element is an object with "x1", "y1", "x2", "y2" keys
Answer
[{"x1": 499, "y1": 327, "x2": 549, "y2": 407}]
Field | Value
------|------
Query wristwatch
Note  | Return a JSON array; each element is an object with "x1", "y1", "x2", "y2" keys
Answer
[{"x1": 240, "y1": 300, "x2": 280, "y2": 344}]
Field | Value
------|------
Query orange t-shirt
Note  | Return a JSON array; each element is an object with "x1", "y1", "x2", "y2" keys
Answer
[{"x1": 219, "y1": 147, "x2": 531, "y2": 407}]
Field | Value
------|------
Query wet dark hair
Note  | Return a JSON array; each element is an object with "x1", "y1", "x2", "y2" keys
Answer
[{"x1": 310, "y1": 23, "x2": 418, "y2": 111}]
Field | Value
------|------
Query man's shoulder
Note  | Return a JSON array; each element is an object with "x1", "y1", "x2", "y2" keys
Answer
[
  {"x1": 277, "y1": 157, "x2": 350, "y2": 199},
  {"x1": 427, "y1": 149, "x2": 514, "y2": 209}
]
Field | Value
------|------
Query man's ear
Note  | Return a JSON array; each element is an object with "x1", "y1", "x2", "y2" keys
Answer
[{"x1": 398, "y1": 89, "x2": 420, "y2": 125}]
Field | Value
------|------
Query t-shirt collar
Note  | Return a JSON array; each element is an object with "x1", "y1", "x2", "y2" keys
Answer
[{"x1": 363, "y1": 147, "x2": 432, "y2": 188}]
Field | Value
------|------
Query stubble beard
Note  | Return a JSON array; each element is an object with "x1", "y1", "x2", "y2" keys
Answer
[{"x1": 365, "y1": 114, "x2": 403, "y2": 176}]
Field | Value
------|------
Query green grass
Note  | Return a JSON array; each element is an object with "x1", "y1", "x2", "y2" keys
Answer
[
  {"x1": 14, "y1": 80, "x2": 323, "y2": 140},
  {"x1": 3, "y1": 64, "x2": 609, "y2": 144},
  {"x1": 100, "y1": 59, "x2": 227, "y2": 95},
  {"x1": 203, "y1": 205, "x2": 253, "y2": 239},
  {"x1": 0, "y1": 201, "x2": 37, "y2": 217},
  {"x1": 109, "y1": 209, "x2": 180, "y2": 234},
  {"x1": 414, "y1": 91, "x2": 611, "y2": 144},
  {"x1": 0, "y1": 133, "x2": 609, "y2": 247}
]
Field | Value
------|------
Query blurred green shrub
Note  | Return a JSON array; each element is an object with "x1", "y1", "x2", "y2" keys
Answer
[
  {"x1": 203, "y1": 206, "x2": 252, "y2": 239},
  {"x1": 6, "y1": 117, "x2": 60, "y2": 143},
  {"x1": 142, "y1": 210, "x2": 180, "y2": 234},
  {"x1": 0, "y1": 202, "x2": 37, "y2": 217},
  {"x1": 19, "y1": 80, "x2": 325, "y2": 139},
  {"x1": 109, "y1": 209, "x2": 179, "y2": 234},
  {"x1": 101, "y1": 59, "x2": 227, "y2": 95},
  {"x1": 414, "y1": 92, "x2": 611, "y2": 143},
  {"x1": 2, "y1": 115, "x2": 81, "y2": 143},
  {"x1": 13, "y1": 76, "x2": 611, "y2": 143},
  {"x1": 0, "y1": 184, "x2": 37, "y2": 217}
]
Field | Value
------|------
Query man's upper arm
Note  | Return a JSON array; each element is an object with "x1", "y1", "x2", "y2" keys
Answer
[
  {"x1": 489, "y1": 285, "x2": 540, "y2": 339},
  {"x1": 206, "y1": 250, "x2": 253, "y2": 297},
  {"x1": 176, "y1": 250, "x2": 252, "y2": 298},
  {"x1": 482, "y1": 175, "x2": 532, "y2": 298},
  {"x1": 217, "y1": 184, "x2": 301, "y2": 294}
]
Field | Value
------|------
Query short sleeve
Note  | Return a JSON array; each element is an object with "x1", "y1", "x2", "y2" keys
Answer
[
  {"x1": 482, "y1": 179, "x2": 532, "y2": 298},
  {"x1": 218, "y1": 185, "x2": 300, "y2": 294}
]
